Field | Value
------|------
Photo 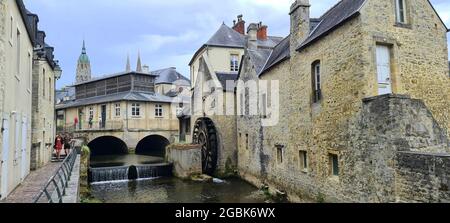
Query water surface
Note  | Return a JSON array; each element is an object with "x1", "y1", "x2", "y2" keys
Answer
[{"x1": 91, "y1": 177, "x2": 266, "y2": 203}]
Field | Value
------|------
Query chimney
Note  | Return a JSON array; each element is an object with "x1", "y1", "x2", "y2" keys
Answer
[
  {"x1": 290, "y1": 0, "x2": 310, "y2": 53},
  {"x1": 143, "y1": 65, "x2": 150, "y2": 73},
  {"x1": 233, "y1": 15, "x2": 245, "y2": 35},
  {"x1": 247, "y1": 23, "x2": 258, "y2": 50},
  {"x1": 257, "y1": 22, "x2": 268, "y2": 41}
]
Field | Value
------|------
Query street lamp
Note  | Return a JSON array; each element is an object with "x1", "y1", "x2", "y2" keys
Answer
[{"x1": 54, "y1": 60, "x2": 62, "y2": 80}]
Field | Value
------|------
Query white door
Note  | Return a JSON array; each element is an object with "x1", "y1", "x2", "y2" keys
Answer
[
  {"x1": 1, "y1": 116, "x2": 10, "y2": 199},
  {"x1": 21, "y1": 116, "x2": 29, "y2": 180},
  {"x1": 376, "y1": 45, "x2": 392, "y2": 95}
]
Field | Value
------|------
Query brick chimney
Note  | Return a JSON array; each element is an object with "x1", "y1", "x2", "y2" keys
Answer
[
  {"x1": 257, "y1": 22, "x2": 268, "y2": 41},
  {"x1": 233, "y1": 15, "x2": 245, "y2": 35},
  {"x1": 290, "y1": 0, "x2": 310, "y2": 54}
]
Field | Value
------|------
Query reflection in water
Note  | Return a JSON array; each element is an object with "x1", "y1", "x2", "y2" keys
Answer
[
  {"x1": 91, "y1": 178, "x2": 266, "y2": 203},
  {"x1": 90, "y1": 154, "x2": 164, "y2": 168}
]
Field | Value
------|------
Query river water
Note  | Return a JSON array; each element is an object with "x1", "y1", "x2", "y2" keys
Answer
[
  {"x1": 89, "y1": 154, "x2": 266, "y2": 203},
  {"x1": 91, "y1": 177, "x2": 266, "y2": 203}
]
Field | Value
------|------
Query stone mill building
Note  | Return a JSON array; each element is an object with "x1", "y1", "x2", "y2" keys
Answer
[{"x1": 191, "y1": 0, "x2": 450, "y2": 202}]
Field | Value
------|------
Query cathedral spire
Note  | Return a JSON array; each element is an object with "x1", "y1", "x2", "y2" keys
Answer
[
  {"x1": 136, "y1": 51, "x2": 142, "y2": 72},
  {"x1": 82, "y1": 40, "x2": 86, "y2": 54},
  {"x1": 126, "y1": 54, "x2": 131, "y2": 72},
  {"x1": 76, "y1": 40, "x2": 92, "y2": 83}
]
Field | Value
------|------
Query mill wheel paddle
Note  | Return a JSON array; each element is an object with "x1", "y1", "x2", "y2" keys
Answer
[{"x1": 193, "y1": 118, "x2": 218, "y2": 175}]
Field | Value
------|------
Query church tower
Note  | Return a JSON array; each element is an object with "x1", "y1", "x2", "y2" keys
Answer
[{"x1": 76, "y1": 40, "x2": 92, "y2": 83}]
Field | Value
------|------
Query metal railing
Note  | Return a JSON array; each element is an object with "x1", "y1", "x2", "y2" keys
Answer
[{"x1": 33, "y1": 143, "x2": 78, "y2": 203}]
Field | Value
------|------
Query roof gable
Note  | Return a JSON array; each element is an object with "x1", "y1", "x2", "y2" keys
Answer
[{"x1": 206, "y1": 24, "x2": 246, "y2": 48}]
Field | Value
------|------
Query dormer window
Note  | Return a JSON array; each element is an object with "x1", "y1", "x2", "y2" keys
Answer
[
  {"x1": 231, "y1": 54, "x2": 239, "y2": 72},
  {"x1": 395, "y1": 0, "x2": 407, "y2": 24}
]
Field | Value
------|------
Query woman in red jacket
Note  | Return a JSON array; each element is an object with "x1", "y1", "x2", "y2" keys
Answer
[{"x1": 54, "y1": 134, "x2": 64, "y2": 161}]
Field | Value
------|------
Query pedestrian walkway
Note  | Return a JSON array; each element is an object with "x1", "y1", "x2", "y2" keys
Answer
[
  {"x1": 1, "y1": 162, "x2": 62, "y2": 203},
  {"x1": 1, "y1": 149, "x2": 72, "y2": 203}
]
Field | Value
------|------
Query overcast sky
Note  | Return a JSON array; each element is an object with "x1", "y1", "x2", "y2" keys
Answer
[{"x1": 23, "y1": 0, "x2": 450, "y2": 89}]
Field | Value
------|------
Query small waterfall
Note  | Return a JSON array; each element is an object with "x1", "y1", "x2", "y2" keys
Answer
[
  {"x1": 136, "y1": 164, "x2": 173, "y2": 179},
  {"x1": 90, "y1": 166, "x2": 129, "y2": 183},
  {"x1": 89, "y1": 163, "x2": 172, "y2": 183}
]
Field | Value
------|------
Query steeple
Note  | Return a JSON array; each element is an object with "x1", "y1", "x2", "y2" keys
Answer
[
  {"x1": 136, "y1": 51, "x2": 142, "y2": 72},
  {"x1": 82, "y1": 40, "x2": 86, "y2": 54},
  {"x1": 76, "y1": 40, "x2": 92, "y2": 83},
  {"x1": 126, "y1": 54, "x2": 131, "y2": 72}
]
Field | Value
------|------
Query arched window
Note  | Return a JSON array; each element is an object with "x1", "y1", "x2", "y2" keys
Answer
[{"x1": 311, "y1": 61, "x2": 322, "y2": 103}]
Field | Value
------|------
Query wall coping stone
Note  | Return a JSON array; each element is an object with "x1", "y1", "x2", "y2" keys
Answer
[{"x1": 362, "y1": 94, "x2": 411, "y2": 103}]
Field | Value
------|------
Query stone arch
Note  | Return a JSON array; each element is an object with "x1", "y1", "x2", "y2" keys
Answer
[
  {"x1": 135, "y1": 135, "x2": 170, "y2": 157},
  {"x1": 87, "y1": 136, "x2": 128, "y2": 156}
]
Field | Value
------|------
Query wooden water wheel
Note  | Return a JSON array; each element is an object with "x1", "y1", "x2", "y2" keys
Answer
[{"x1": 192, "y1": 118, "x2": 218, "y2": 175}]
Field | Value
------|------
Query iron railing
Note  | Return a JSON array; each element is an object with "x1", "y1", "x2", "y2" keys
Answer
[{"x1": 33, "y1": 143, "x2": 78, "y2": 203}]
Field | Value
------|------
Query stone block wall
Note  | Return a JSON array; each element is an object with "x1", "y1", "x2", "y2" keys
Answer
[
  {"x1": 166, "y1": 144, "x2": 202, "y2": 178},
  {"x1": 395, "y1": 152, "x2": 450, "y2": 203}
]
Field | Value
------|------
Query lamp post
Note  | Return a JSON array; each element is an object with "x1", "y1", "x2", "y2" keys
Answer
[{"x1": 54, "y1": 60, "x2": 62, "y2": 80}]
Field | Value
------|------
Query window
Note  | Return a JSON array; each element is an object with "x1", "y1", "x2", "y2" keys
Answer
[
  {"x1": 329, "y1": 154, "x2": 339, "y2": 177},
  {"x1": 230, "y1": 54, "x2": 239, "y2": 72},
  {"x1": 312, "y1": 61, "x2": 322, "y2": 103},
  {"x1": 115, "y1": 104, "x2": 121, "y2": 117},
  {"x1": 395, "y1": 0, "x2": 407, "y2": 24},
  {"x1": 89, "y1": 107, "x2": 94, "y2": 119},
  {"x1": 10, "y1": 17, "x2": 13, "y2": 41},
  {"x1": 276, "y1": 145, "x2": 283, "y2": 164},
  {"x1": 245, "y1": 134, "x2": 249, "y2": 150},
  {"x1": 261, "y1": 93, "x2": 267, "y2": 117},
  {"x1": 28, "y1": 53, "x2": 31, "y2": 90},
  {"x1": 185, "y1": 119, "x2": 191, "y2": 133},
  {"x1": 238, "y1": 133, "x2": 242, "y2": 148},
  {"x1": 155, "y1": 104, "x2": 163, "y2": 117},
  {"x1": 42, "y1": 68, "x2": 46, "y2": 97},
  {"x1": 245, "y1": 87, "x2": 249, "y2": 115},
  {"x1": 49, "y1": 78, "x2": 52, "y2": 101},
  {"x1": 132, "y1": 103, "x2": 141, "y2": 117},
  {"x1": 16, "y1": 29, "x2": 21, "y2": 75},
  {"x1": 240, "y1": 93, "x2": 244, "y2": 116},
  {"x1": 299, "y1": 151, "x2": 308, "y2": 171}
]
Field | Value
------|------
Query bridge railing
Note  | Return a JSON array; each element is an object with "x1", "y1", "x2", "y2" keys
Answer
[
  {"x1": 33, "y1": 142, "x2": 78, "y2": 203},
  {"x1": 57, "y1": 121, "x2": 124, "y2": 132}
]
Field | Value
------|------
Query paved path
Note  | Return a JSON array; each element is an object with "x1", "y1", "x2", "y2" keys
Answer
[{"x1": 1, "y1": 162, "x2": 62, "y2": 203}]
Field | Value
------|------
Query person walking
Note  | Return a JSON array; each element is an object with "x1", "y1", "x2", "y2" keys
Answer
[
  {"x1": 54, "y1": 134, "x2": 64, "y2": 161},
  {"x1": 63, "y1": 133, "x2": 72, "y2": 157}
]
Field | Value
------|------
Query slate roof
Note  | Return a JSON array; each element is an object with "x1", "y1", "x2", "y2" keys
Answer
[
  {"x1": 260, "y1": 36, "x2": 291, "y2": 75},
  {"x1": 260, "y1": 0, "x2": 367, "y2": 75},
  {"x1": 56, "y1": 87, "x2": 76, "y2": 104},
  {"x1": 73, "y1": 68, "x2": 190, "y2": 87},
  {"x1": 206, "y1": 24, "x2": 246, "y2": 48},
  {"x1": 189, "y1": 24, "x2": 283, "y2": 65},
  {"x1": 297, "y1": 0, "x2": 366, "y2": 50},
  {"x1": 153, "y1": 67, "x2": 191, "y2": 85},
  {"x1": 56, "y1": 91, "x2": 175, "y2": 110},
  {"x1": 216, "y1": 72, "x2": 239, "y2": 92},
  {"x1": 248, "y1": 48, "x2": 273, "y2": 75}
]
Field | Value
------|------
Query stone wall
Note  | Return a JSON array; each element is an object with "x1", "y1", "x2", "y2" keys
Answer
[
  {"x1": 31, "y1": 61, "x2": 55, "y2": 170},
  {"x1": 395, "y1": 151, "x2": 450, "y2": 203},
  {"x1": 237, "y1": 0, "x2": 450, "y2": 203},
  {"x1": 340, "y1": 95, "x2": 449, "y2": 202},
  {"x1": 166, "y1": 144, "x2": 202, "y2": 178},
  {"x1": 361, "y1": 0, "x2": 450, "y2": 137}
]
